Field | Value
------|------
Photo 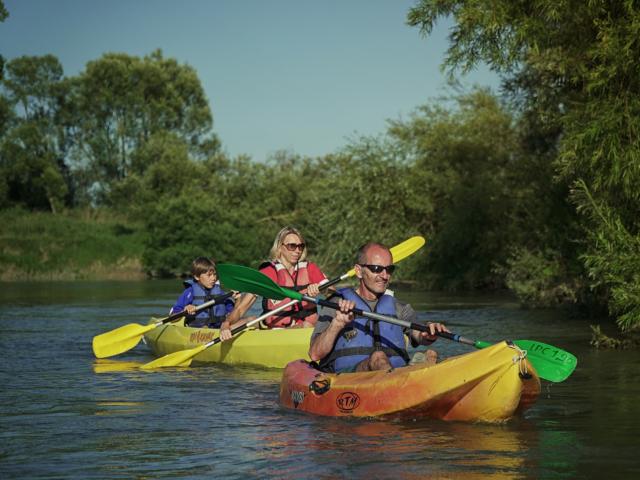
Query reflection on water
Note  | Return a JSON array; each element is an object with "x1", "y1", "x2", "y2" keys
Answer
[
  {"x1": 256, "y1": 417, "x2": 535, "y2": 478},
  {"x1": 93, "y1": 401, "x2": 147, "y2": 416},
  {"x1": 1, "y1": 280, "x2": 639, "y2": 478},
  {"x1": 93, "y1": 359, "x2": 144, "y2": 374}
]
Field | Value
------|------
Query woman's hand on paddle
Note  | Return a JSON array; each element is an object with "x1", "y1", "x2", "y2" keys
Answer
[
  {"x1": 333, "y1": 298, "x2": 355, "y2": 329},
  {"x1": 306, "y1": 283, "x2": 321, "y2": 297},
  {"x1": 219, "y1": 321, "x2": 233, "y2": 341},
  {"x1": 184, "y1": 305, "x2": 196, "y2": 315},
  {"x1": 416, "y1": 322, "x2": 449, "y2": 344}
]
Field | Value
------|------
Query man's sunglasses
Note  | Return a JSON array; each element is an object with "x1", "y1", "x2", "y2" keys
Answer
[
  {"x1": 283, "y1": 243, "x2": 306, "y2": 251},
  {"x1": 359, "y1": 264, "x2": 396, "y2": 274}
]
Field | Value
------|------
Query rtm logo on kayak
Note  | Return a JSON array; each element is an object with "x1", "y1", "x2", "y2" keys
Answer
[{"x1": 336, "y1": 392, "x2": 360, "y2": 413}]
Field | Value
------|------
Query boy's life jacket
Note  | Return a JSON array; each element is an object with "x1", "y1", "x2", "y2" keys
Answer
[{"x1": 183, "y1": 280, "x2": 232, "y2": 328}]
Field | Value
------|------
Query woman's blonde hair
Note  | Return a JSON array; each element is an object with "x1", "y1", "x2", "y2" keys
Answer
[{"x1": 268, "y1": 226, "x2": 308, "y2": 262}]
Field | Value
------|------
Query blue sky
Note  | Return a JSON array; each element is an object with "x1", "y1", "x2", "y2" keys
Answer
[{"x1": 1, "y1": 0, "x2": 499, "y2": 161}]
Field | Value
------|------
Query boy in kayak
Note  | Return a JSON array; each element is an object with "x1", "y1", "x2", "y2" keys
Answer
[
  {"x1": 171, "y1": 257, "x2": 238, "y2": 341},
  {"x1": 309, "y1": 243, "x2": 449, "y2": 372}
]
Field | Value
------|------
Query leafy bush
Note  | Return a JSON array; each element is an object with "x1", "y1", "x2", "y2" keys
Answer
[
  {"x1": 501, "y1": 247, "x2": 579, "y2": 308},
  {"x1": 574, "y1": 181, "x2": 640, "y2": 331}
]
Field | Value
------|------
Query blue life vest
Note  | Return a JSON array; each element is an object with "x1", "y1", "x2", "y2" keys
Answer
[
  {"x1": 184, "y1": 280, "x2": 230, "y2": 328},
  {"x1": 322, "y1": 287, "x2": 409, "y2": 372}
]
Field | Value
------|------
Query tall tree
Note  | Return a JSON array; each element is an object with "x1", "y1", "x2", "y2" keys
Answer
[
  {"x1": 73, "y1": 50, "x2": 218, "y2": 202},
  {"x1": 2, "y1": 55, "x2": 64, "y2": 120},
  {"x1": 0, "y1": 1, "x2": 8, "y2": 78},
  {"x1": 0, "y1": 55, "x2": 72, "y2": 212},
  {"x1": 388, "y1": 89, "x2": 523, "y2": 288},
  {"x1": 408, "y1": 0, "x2": 640, "y2": 330}
]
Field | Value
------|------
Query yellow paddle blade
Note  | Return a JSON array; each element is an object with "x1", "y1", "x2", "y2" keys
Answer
[
  {"x1": 344, "y1": 235, "x2": 426, "y2": 278},
  {"x1": 140, "y1": 343, "x2": 208, "y2": 370},
  {"x1": 391, "y1": 235, "x2": 426, "y2": 263},
  {"x1": 92, "y1": 322, "x2": 157, "y2": 358}
]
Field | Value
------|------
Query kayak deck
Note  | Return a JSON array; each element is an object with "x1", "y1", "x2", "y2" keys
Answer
[
  {"x1": 279, "y1": 341, "x2": 540, "y2": 421},
  {"x1": 144, "y1": 320, "x2": 312, "y2": 368}
]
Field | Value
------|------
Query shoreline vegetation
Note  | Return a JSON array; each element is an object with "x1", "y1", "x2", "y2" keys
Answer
[
  {"x1": 0, "y1": 208, "x2": 146, "y2": 281},
  {"x1": 0, "y1": 261, "x2": 146, "y2": 281},
  {"x1": 1, "y1": 207, "x2": 636, "y2": 349}
]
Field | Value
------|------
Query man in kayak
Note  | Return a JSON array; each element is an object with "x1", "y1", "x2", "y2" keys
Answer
[{"x1": 309, "y1": 242, "x2": 449, "y2": 372}]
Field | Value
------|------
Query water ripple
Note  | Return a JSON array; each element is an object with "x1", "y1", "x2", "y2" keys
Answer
[{"x1": 1, "y1": 281, "x2": 639, "y2": 478}]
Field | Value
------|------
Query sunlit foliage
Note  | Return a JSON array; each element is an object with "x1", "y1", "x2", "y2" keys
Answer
[{"x1": 408, "y1": 0, "x2": 640, "y2": 329}]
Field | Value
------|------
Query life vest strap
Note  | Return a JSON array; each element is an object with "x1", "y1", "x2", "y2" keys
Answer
[{"x1": 319, "y1": 345, "x2": 410, "y2": 370}]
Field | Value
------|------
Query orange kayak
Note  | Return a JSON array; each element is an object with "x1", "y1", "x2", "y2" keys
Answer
[{"x1": 279, "y1": 341, "x2": 540, "y2": 422}]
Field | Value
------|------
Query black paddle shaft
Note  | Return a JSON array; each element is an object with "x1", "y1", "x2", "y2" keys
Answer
[
  {"x1": 304, "y1": 295, "x2": 474, "y2": 345},
  {"x1": 319, "y1": 276, "x2": 344, "y2": 290},
  {"x1": 162, "y1": 291, "x2": 234, "y2": 325}
]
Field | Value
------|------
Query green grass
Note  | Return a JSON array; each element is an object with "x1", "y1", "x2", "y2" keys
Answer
[{"x1": 0, "y1": 208, "x2": 146, "y2": 280}]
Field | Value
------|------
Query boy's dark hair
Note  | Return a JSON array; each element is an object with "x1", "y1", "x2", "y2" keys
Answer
[{"x1": 191, "y1": 257, "x2": 216, "y2": 277}]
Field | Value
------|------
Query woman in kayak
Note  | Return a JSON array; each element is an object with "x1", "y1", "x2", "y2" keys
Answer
[
  {"x1": 309, "y1": 242, "x2": 449, "y2": 372},
  {"x1": 226, "y1": 226, "x2": 328, "y2": 329}
]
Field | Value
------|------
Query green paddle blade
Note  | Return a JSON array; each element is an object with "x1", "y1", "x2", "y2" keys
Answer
[
  {"x1": 513, "y1": 339, "x2": 577, "y2": 383},
  {"x1": 217, "y1": 264, "x2": 304, "y2": 301},
  {"x1": 475, "y1": 339, "x2": 577, "y2": 382}
]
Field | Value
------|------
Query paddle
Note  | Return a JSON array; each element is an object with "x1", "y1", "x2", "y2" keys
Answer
[
  {"x1": 139, "y1": 236, "x2": 426, "y2": 369},
  {"x1": 216, "y1": 264, "x2": 577, "y2": 383},
  {"x1": 92, "y1": 292, "x2": 234, "y2": 358}
]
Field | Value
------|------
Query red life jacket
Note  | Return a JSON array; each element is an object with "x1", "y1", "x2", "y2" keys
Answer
[{"x1": 261, "y1": 261, "x2": 319, "y2": 328}]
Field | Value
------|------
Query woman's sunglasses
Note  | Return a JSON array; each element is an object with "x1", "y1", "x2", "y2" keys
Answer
[
  {"x1": 359, "y1": 264, "x2": 396, "y2": 274},
  {"x1": 283, "y1": 243, "x2": 306, "y2": 251}
]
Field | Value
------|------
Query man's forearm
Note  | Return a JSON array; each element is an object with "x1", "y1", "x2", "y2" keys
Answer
[{"x1": 309, "y1": 322, "x2": 342, "y2": 362}]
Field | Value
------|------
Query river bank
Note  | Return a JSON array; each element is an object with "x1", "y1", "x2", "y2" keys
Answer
[{"x1": 0, "y1": 208, "x2": 146, "y2": 281}]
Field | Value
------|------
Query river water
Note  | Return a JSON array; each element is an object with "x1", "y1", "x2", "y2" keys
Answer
[{"x1": 1, "y1": 280, "x2": 639, "y2": 479}]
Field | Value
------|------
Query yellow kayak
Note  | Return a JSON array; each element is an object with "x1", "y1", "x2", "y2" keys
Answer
[
  {"x1": 143, "y1": 320, "x2": 312, "y2": 368},
  {"x1": 279, "y1": 341, "x2": 540, "y2": 421}
]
